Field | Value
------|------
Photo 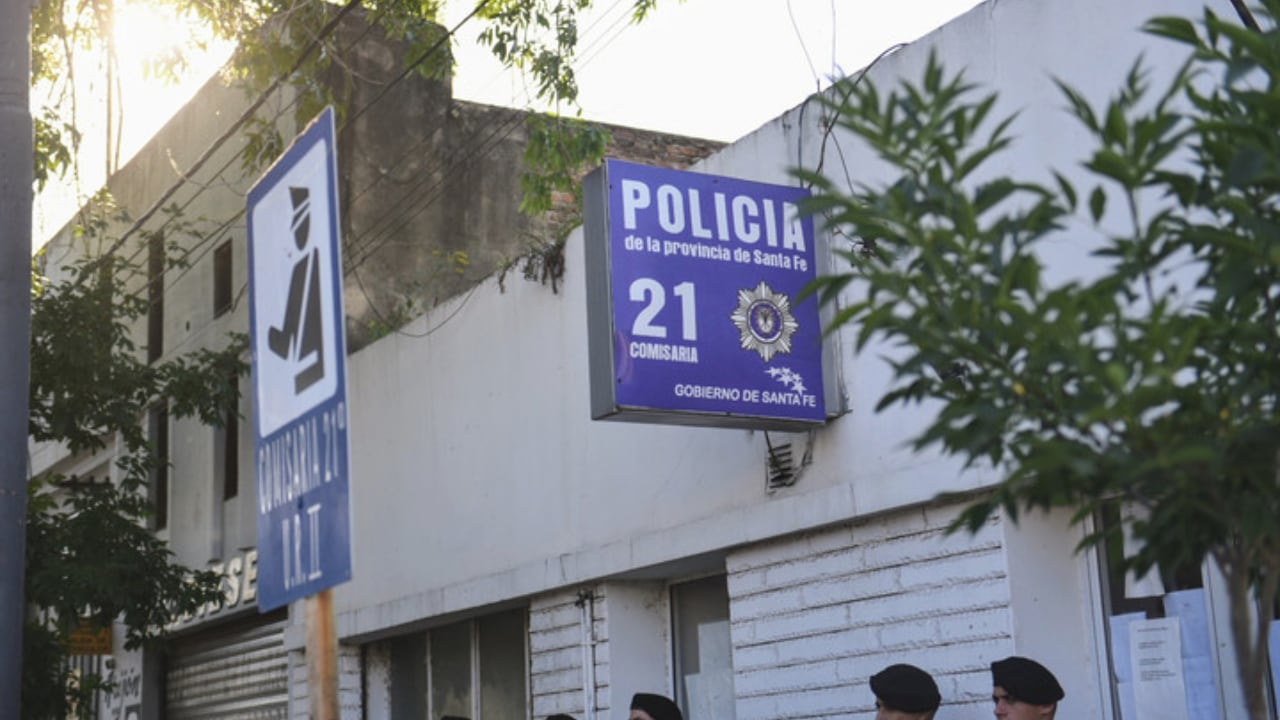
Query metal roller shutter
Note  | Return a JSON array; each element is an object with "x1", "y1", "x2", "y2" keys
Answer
[{"x1": 166, "y1": 610, "x2": 289, "y2": 719}]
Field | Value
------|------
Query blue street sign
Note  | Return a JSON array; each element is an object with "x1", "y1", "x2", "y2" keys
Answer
[{"x1": 247, "y1": 107, "x2": 353, "y2": 612}]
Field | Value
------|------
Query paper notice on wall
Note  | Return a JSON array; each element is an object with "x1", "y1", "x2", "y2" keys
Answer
[
  {"x1": 1270, "y1": 620, "x2": 1280, "y2": 712},
  {"x1": 685, "y1": 669, "x2": 736, "y2": 720},
  {"x1": 1163, "y1": 589, "x2": 1220, "y2": 720},
  {"x1": 1130, "y1": 617, "x2": 1190, "y2": 720},
  {"x1": 1115, "y1": 680, "x2": 1137, "y2": 720},
  {"x1": 698, "y1": 620, "x2": 733, "y2": 671},
  {"x1": 1110, "y1": 612, "x2": 1145, "y2": 719},
  {"x1": 1111, "y1": 613, "x2": 1146, "y2": 683},
  {"x1": 1164, "y1": 590, "x2": 1211, "y2": 659}
]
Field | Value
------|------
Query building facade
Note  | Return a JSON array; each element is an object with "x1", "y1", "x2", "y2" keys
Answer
[{"x1": 31, "y1": 0, "x2": 1280, "y2": 719}]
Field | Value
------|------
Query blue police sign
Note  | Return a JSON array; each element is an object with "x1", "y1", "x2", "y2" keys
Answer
[
  {"x1": 247, "y1": 107, "x2": 352, "y2": 611},
  {"x1": 583, "y1": 159, "x2": 827, "y2": 431}
]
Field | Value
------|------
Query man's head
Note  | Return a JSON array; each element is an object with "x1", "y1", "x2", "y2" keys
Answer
[
  {"x1": 870, "y1": 663, "x2": 941, "y2": 720},
  {"x1": 629, "y1": 693, "x2": 682, "y2": 720},
  {"x1": 990, "y1": 656, "x2": 1064, "y2": 720}
]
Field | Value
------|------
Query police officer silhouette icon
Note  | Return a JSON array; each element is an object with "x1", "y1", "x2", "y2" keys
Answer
[{"x1": 267, "y1": 186, "x2": 325, "y2": 394}]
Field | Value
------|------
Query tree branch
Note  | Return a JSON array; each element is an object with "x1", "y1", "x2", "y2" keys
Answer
[{"x1": 1229, "y1": 0, "x2": 1261, "y2": 31}]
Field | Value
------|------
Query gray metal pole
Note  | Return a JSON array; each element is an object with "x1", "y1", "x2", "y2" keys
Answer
[{"x1": 0, "y1": 0, "x2": 33, "y2": 716}]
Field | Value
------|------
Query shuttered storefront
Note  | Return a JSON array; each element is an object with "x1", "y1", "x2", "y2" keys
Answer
[{"x1": 165, "y1": 610, "x2": 289, "y2": 719}]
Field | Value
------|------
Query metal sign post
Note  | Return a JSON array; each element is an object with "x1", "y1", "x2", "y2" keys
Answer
[{"x1": 247, "y1": 106, "x2": 352, "y2": 720}]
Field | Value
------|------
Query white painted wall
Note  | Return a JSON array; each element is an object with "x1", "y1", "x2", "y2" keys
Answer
[
  {"x1": 599, "y1": 582, "x2": 672, "y2": 717},
  {"x1": 334, "y1": 0, "x2": 1215, "y2": 639},
  {"x1": 1000, "y1": 506, "x2": 1111, "y2": 719}
]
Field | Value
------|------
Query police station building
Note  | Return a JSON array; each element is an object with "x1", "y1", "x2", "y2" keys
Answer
[{"x1": 33, "y1": 0, "x2": 1280, "y2": 718}]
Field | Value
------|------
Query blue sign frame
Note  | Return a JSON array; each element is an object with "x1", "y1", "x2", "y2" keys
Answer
[
  {"x1": 246, "y1": 107, "x2": 352, "y2": 611},
  {"x1": 584, "y1": 159, "x2": 826, "y2": 430}
]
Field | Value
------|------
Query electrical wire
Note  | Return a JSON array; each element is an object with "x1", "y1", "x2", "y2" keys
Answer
[
  {"x1": 113, "y1": 2, "x2": 398, "y2": 285},
  {"x1": 786, "y1": 0, "x2": 822, "y2": 94},
  {"x1": 150, "y1": 0, "x2": 617, "y2": 298},
  {"x1": 88, "y1": 0, "x2": 655, "y2": 347},
  {"x1": 155, "y1": 0, "x2": 534, "y2": 342},
  {"x1": 154, "y1": 1, "x2": 486, "y2": 298},
  {"x1": 343, "y1": 105, "x2": 529, "y2": 272},
  {"x1": 351, "y1": 264, "x2": 483, "y2": 339},
  {"x1": 799, "y1": 42, "x2": 907, "y2": 194},
  {"x1": 77, "y1": 0, "x2": 367, "y2": 282}
]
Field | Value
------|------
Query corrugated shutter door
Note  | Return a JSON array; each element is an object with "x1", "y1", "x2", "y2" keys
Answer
[{"x1": 166, "y1": 611, "x2": 289, "y2": 719}]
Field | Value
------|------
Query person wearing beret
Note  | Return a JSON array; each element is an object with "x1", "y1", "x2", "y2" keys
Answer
[
  {"x1": 990, "y1": 656, "x2": 1065, "y2": 719},
  {"x1": 629, "y1": 692, "x2": 683, "y2": 720},
  {"x1": 869, "y1": 663, "x2": 941, "y2": 720}
]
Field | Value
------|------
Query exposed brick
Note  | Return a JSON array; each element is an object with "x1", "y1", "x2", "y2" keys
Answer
[
  {"x1": 725, "y1": 502, "x2": 1013, "y2": 720},
  {"x1": 533, "y1": 622, "x2": 589, "y2": 652},
  {"x1": 732, "y1": 603, "x2": 852, "y2": 648},
  {"x1": 531, "y1": 588, "x2": 607, "y2": 720},
  {"x1": 536, "y1": 667, "x2": 587, "y2": 693},
  {"x1": 728, "y1": 526, "x2": 859, "y2": 572},
  {"x1": 530, "y1": 602, "x2": 583, "y2": 633}
]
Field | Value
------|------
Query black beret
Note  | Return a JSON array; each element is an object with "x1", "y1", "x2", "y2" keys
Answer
[
  {"x1": 991, "y1": 656, "x2": 1064, "y2": 705},
  {"x1": 870, "y1": 663, "x2": 941, "y2": 712},
  {"x1": 547, "y1": 715, "x2": 576, "y2": 720},
  {"x1": 630, "y1": 692, "x2": 683, "y2": 720}
]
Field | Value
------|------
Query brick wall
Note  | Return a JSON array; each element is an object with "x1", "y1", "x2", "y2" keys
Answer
[
  {"x1": 289, "y1": 648, "x2": 306, "y2": 719},
  {"x1": 541, "y1": 125, "x2": 725, "y2": 244},
  {"x1": 287, "y1": 643, "x2": 364, "y2": 720},
  {"x1": 339, "y1": 643, "x2": 363, "y2": 720},
  {"x1": 529, "y1": 585, "x2": 609, "y2": 719},
  {"x1": 726, "y1": 501, "x2": 1013, "y2": 720}
]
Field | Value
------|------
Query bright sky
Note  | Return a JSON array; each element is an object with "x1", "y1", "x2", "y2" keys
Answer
[
  {"x1": 448, "y1": 0, "x2": 985, "y2": 141},
  {"x1": 33, "y1": 0, "x2": 982, "y2": 242}
]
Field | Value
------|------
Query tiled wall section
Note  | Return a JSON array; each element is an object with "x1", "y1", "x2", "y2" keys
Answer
[
  {"x1": 287, "y1": 643, "x2": 363, "y2": 720},
  {"x1": 289, "y1": 648, "x2": 306, "y2": 719},
  {"x1": 529, "y1": 585, "x2": 609, "y2": 720},
  {"x1": 339, "y1": 643, "x2": 363, "y2": 720},
  {"x1": 727, "y1": 502, "x2": 1013, "y2": 720}
]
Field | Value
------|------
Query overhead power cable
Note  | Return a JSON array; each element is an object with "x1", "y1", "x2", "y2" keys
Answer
[
  {"x1": 156, "y1": 0, "x2": 495, "y2": 298},
  {"x1": 116, "y1": 1, "x2": 399, "y2": 283},
  {"x1": 139, "y1": 0, "x2": 631, "y2": 346},
  {"x1": 78, "y1": 0, "x2": 366, "y2": 282}
]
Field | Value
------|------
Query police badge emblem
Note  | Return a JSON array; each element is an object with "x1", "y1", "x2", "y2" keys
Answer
[{"x1": 730, "y1": 280, "x2": 799, "y2": 362}]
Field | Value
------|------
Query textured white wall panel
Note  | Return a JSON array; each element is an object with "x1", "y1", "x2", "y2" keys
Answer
[{"x1": 727, "y1": 503, "x2": 1012, "y2": 719}]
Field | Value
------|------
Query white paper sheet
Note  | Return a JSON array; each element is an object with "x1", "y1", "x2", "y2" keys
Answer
[
  {"x1": 1130, "y1": 617, "x2": 1190, "y2": 720},
  {"x1": 1269, "y1": 620, "x2": 1280, "y2": 714},
  {"x1": 1163, "y1": 589, "x2": 1220, "y2": 720},
  {"x1": 1111, "y1": 612, "x2": 1146, "y2": 684},
  {"x1": 1110, "y1": 612, "x2": 1146, "y2": 719},
  {"x1": 685, "y1": 669, "x2": 736, "y2": 720}
]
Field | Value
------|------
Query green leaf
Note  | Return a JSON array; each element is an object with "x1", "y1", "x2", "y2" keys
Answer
[
  {"x1": 1104, "y1": 101, "x2": 1129, "y2": 147},
  {"x1": 1053, "y1": 172, "x2": 1078, "y2": 211},
  {"x1": 1086, "y1": 149, "x2": 1134, "y2": 187},
  {"x1": 1143, "y1": 16, "x2": 1200, "y2": 46},
  {"x1": 1089, "y1": 186, "x2": 1107, "y2": 222}
]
